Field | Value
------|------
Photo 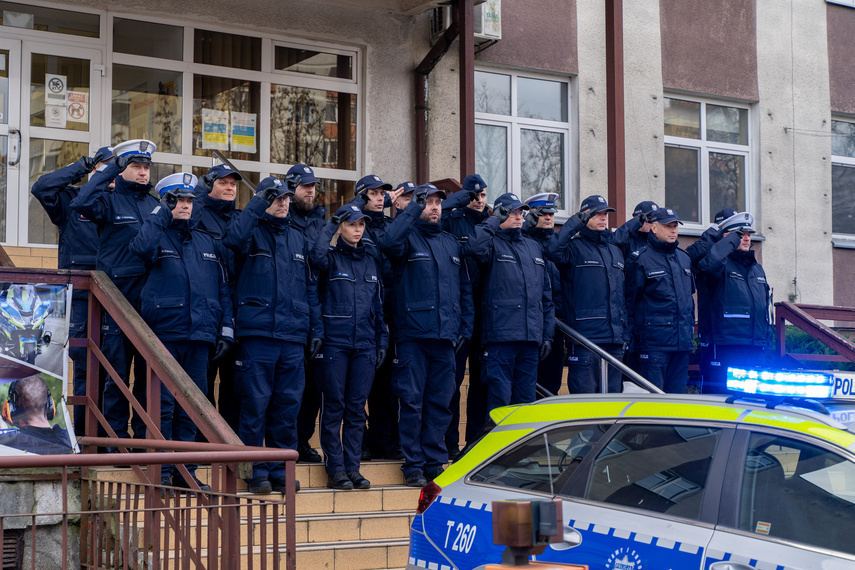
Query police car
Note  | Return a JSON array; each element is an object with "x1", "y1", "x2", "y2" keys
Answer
[{"x1": 407, "y1": 368, "x2": 855, "y2": 570}]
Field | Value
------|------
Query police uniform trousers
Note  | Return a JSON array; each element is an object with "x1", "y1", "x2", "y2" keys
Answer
[
  {"x1": 297, "y1": 357, "x2": 320, "y2": 450},
  {"x1": 638, "y1": 350, "x2": 690, "y2": 393},
  {"x1": 365, "y1": 342, "x2": 400, "y2": 457},
  {"x1": 315, "y1": 346, "x2": 375, "y2": 474},
  {"x1": 445, "y1": 318, "x2": 487, "y2": 451},
  {"x1": 700, "y1": 344, "x2": 768, "y2": 394},
  {"x1": 481, "y1": 341, "x2": 539, "y2": 412},
  {"x1": 234, "y1": 337, "x2": 306, "y2": 480},
  {"x1": 567, "y1": 342, "x2": 624, "y2": 394},
  {"x1": 70, "y1": 295, "x2": 101, "y2": 437},
  {"x1": 160, "y1": 340, "x2": 210, "y2": 480},
  {"x1": 392, "y1": 339, "x2": 456, "y2": 477},
  {"x1": 537, "y1": 327, "x2": 565, "y2": 396},
  {"x1": 205, "y1": 352, "x2": 239, "y2": 434},
  {"x1": 101, "y1": 313, "x2": 148, "y2": 442}
]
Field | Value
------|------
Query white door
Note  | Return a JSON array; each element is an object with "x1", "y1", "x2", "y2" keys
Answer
[{"x1": 3, "y1": 39, "x2": 102, "y2": 248}]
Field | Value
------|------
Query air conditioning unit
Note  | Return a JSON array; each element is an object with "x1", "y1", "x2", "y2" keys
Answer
[
  {"x1": 430, "y1": 1, "x2": 501, "y2": 44},
  {"x1": 474, "y1": 0, "x2": 501, "y2": 42}
]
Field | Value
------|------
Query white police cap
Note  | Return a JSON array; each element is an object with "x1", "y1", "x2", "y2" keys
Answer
[
  {"x1": 112, "y1": 139, "x2": 157, "y2": 162},
  {"x1": 525, "y1": 192, "x2": 559, "y2": 208},
  {"x1": 155, "y1": 172, "x2": 197, "y2": 197},
  {"x1": 719, "y1": 211, "x2": 755, "y2": 234}
]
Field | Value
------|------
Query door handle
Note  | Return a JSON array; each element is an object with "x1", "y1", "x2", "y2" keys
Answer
[
  {"x1": 8, "y1": 128, "x2": 20, "y2": 168},
  {"x1": 548, "y1": 526, "x2": 582, "y2": 551},
  {"x1": 710, "y1": 562, "x2": 757, "y2": 570}
]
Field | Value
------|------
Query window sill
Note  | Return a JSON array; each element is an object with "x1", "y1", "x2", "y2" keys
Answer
[{"x1": 832, "y1": 238, "x2": 855, "y2": 249}]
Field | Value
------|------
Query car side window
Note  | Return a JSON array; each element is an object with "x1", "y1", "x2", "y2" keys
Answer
[
  {"x1": 584, "y1": 424, "x2": 722, "y2": 520},
  {"x1": 738, "y1": 433, "x2": 855, "y2": 555},
  {"x1": 469, "y1": 424, "x2": 609, "y2": 494}
]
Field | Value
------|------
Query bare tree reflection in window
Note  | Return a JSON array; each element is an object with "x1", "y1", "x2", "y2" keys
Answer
[
  {"x1": 475, "y1": 124, "x2": 507, "y2": 199},
  {"x1": 520, "y1": 129, "x2": 564, "y2": 208},
  {"x1": 270, "y1": 85, "x2": 356, "y2": 170},
  {"x1": 708, "y1": 152, "x2": 744, "y2": 217},
  {"x1": 832, "y1": 121, "x2": 855, "y2": 159}
]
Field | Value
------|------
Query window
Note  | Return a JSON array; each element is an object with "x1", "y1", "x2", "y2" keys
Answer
[
  {"x1": 474, "y1": 69, "x2": 572, "y2": 211},
  {"x1": 663, "y1": 96, "x2": 751, "y2": 226},
  {"x1": 107, "y1": 16, "x2": 362, "y2": 222},
  {"x1": 584, "y1": 424, "x2": 722, "y2": 520},
  {"x1": 832, "y1": 119, "x2": 855, "y2": 236},
  {"x1": 738, "y1": 433, "x2": 855, "y2": 555},
  {"x1": 469, "y1": 424, "x2": 608, "y2": 494}
]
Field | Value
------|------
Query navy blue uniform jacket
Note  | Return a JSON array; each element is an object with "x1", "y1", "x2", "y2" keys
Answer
[
  {"x1": 129, "y1": 205, "x2": 234, "y2": 344},
  {"x1": 463, "y1": 217, "x2": 554, "y2": 345},
  {"x1": 524, "y1": 224, "x2": 566, "y2": 323},
  {"x1": 31, "y1": 160, "x2": 99, "y2": 273},
  {"x1": 223, "y1": 196, "x2": 322, "y2": 344},
  {"x1": 379, "y1": 200, "x2": 474, "y2": 344},
  {"x1": 697, "y1": 234, "x2": 771, "y2": 348},
  {"x1": 625, "y1": 233, "x2": 695, "y2": 352},
  {"x1": 310, "y1": 221, "x2": 389, "y2": 350},
  {"x1": 194, "y1": 192, "x2": 240, "y2": 288},
  {"x1": 70, "y1": 161, "x2": 160, "y2": 306},
  {"x1": 546, "y1": 217, "x2": 627, "y2": 345}
]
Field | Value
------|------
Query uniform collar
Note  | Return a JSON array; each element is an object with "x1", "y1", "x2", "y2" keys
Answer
[
  {"x1": 580, "y1": 225, "x2": 610, "y2": 243},
  {"x1": 730, "y1": 249, "x2": 756, "y2": 266},
  {"x1": 203, "y1": 194, "x2": 235, "y2": 216},
  {"x1": 647, "y1": 231, "x2": 679, "y2": 253},
  {"x1": 463, "y1": 206, "x2": 488, "y2": 224},
  {"x1": 336, "y1": 238, "x2": 365, "y2": 259},
  {"x1": 497, "y1": 227, "x2": 523, "y2": 242},
  {"x1": 261, "y1": 213, "x2": 288, "y2": 232},
  {"x1": 415, "y1": 218, "x2": 442, "y2": 235},
  {"x1": 115, "y1": 176, "x2": 152, "y2": 198},
  {"x1": 525, "y1": 226, "x2": 554, "y2": 242}
]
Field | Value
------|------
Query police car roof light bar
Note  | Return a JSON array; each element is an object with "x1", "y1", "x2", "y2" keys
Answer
[{"x1": 726, "y1": 367, "x2": 834, "y2": 400}]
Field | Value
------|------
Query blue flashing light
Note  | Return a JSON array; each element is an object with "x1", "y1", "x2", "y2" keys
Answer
[{"x1": 726, "y1": 367, "x2": 834, "y2": 399}]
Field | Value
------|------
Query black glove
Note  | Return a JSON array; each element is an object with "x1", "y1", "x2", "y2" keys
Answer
[
  {"x1": 114, "y1": 155, "x2": 132, "y2": 172},
  {"x1": 414, "y1": 189, "x2": 429, "y2": 210},
  {"x1": 384, "y1": 193, "x2": 393, "y2": 208},
  {"x1": 329, "y1": 214, "x2": 344, "y2": 226},
  {"x1": 92, "y1": 147, "x2": 112, "y2": 165},
  {"x1": 576, "y1": 208, "x2": 593, "y2": 225},
  {"x1": 258, "y1": 186, "x2": 280, "y2": 206},
  {"x1": 492, "y1": 205, "x2": 510, "y2": 224},
  {"x1": 76, "y1": 155, "x2": 97, "y2": 172},
  {"x1": 526, "y1": 209, "x2": 541, "y2": 228},
  {"x1": 452, "y1": 335, "x2": 466, "y2": 354},
  {"x1": 376, "y1": 348, "x2": 387, "y2": 369},
  {"x1": 635, "y1": 211, "x2": 648, "y2": 225},
  {"x1": 213, "y1": 337, "x2": 233, "y2": 362},
  {"x1": 309, "y1": 338, "x2": 323, "y2": 359},
  {"x1": 539, "y1": 340, "x2": 553, "y2": 361},
  {"x1": 198, "y1": 171, "x2": 219, "y2": 194},
  {"x1": 357, "y1": 192, "x2": 370, "y2": 206},
  {"x1": 162, "y1": 190, "x2": 178, "y2": 211}
]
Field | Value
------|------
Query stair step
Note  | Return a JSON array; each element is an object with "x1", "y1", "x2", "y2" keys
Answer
[{"x1": 296, "y1": 538, "x2": 409, "y2": 570}]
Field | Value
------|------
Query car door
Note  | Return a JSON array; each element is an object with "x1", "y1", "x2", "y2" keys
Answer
[
  {"x1": 704, "y1": 428, "x2": 855, "y2": 570},
  {"x1": 534, "y1": 421, "x2": 734, "y2": 570}
]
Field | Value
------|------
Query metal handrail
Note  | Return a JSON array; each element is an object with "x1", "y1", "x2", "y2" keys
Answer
[
  {"x1": 775, "y1": 301, "x2": 855, "y2": 365},
  {"x1": 554, "y1": 317, "x2": 664, "y2": 394},
  {"x1": 212, "y1": 149, "x2": 257, "y2": 192}
]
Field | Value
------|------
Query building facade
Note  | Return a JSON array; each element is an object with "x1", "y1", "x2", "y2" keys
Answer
[{"x1": 2, "y1": 0, "x2": 854, "y2": 308}]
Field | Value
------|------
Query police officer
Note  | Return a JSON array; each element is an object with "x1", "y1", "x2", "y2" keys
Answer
[
  {"x1": 349, "y1": 176, "x2": 407, "y2": 461},
  {"x1": 224, "y1": 177, "x2": 323, "y2": 494},
  {"x1": 379, "y1": 183, "x2": 474, "y2": 487},
  {"x1": 697, "y1": 212, "x2": 772, "y2": 393},
  {"x1": 463, "y1": 192, "x2": 554, "y2": 413},
  {"x1": 686, "y1": 207, "x2": 736, "y2": 392},
  {"x1": 523, "y1": 192, "x2": 565, "y2": 396},
  {"x1": 285, "y1": 164, "x2": 326, "y2": 463},
  {"x1": 547, "y1": 195, "x2": 627, "y2": 393},
  {"x1": 310, "y1": 204, "x2": 388, "y2": 490},
  {"x1": 440, "y1": 174, "x2": 489, "y2": 457},
  {"x1": 31, "y1": 146, "x2": 112, "y2": 435},
  {"x1": 625, "y1": 207, "x2": 695, "y2": 393},
  {"x1": 129, "y1": 172, "x2": 234, "y2": 491},
  {"x1": 192, "y1": 164, "x2": 243, "y2": 431},
  {"x1": 71, "y1": 139, "x2": 161, "y2": 444},
  {"x1": 612, "y1": 201, "x2": 659, "y2": 259}
]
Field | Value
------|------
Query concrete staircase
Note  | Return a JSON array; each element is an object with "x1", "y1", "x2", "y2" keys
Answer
[{"x1": 91, "y1": 458, "x2": 419, "y2": 570}]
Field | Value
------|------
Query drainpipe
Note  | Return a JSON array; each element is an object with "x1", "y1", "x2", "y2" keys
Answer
[{"x1": 606, "y1": 0, "x2": 626, "y2": 224}]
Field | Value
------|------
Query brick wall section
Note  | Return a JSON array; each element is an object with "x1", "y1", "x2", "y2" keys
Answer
[{"x1": 5, "y1": 247, "x2": 59, "y2": 269}]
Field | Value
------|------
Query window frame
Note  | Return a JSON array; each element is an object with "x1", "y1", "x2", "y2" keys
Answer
[
  {"x1": 663, "y1": 94, "x2": 755, "y2": 232},
  {"x1": 830, "y1": 117, "x2": 855, "y2": 246},
  {"x1": 717, "y1": 425, "x2": 855, "y2": 556},
  {"x1": 474, "y1": 66, "x2": 575, "y2": 218}
]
